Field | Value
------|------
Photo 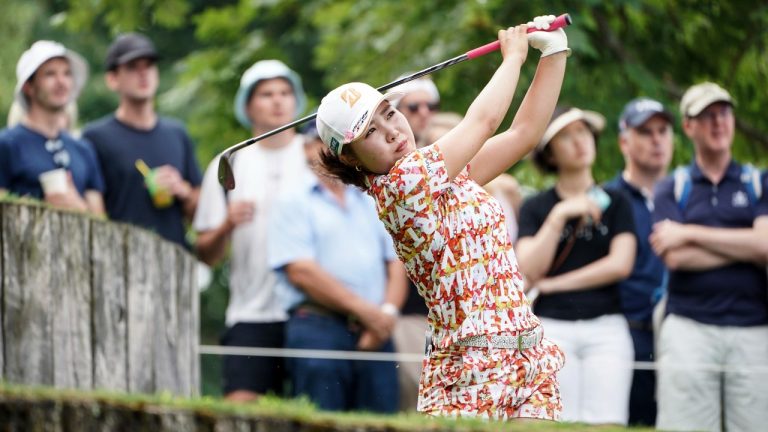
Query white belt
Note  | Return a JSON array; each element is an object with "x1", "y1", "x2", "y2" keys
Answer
[{"x1": 426, "y1": 325, "x2": 544, "y2": 355}]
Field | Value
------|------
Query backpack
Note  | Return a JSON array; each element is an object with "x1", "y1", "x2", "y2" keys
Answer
[{"x1": 673, "y1": 163, "x2": 763, "y2": 211}]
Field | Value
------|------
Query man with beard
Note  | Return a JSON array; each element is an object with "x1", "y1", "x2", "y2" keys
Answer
[{"x1": 0, "y1": 40, "x2": 104, "y2": 215}]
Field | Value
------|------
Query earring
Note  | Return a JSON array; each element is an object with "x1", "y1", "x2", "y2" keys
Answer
[{"x1": 355, "y1": 165, "x2": 362, "y2": 172}]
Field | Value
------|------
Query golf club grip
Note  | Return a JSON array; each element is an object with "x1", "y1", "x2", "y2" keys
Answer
[{"x1": 466, "y1": 13, "x2": 571, "y2": 60}]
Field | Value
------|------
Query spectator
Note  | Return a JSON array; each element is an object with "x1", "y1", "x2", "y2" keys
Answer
[
  {"x1": 83, "y1": 33, "x2": 202, "y2": 248},
  {"x1": 651, "y1": 82, "x2": 768, "y2": 432},
  {"x1": 268, "y1": 129, "x2": 407, "y2": 413},
  {"x1": 0, "y1": 41, "x2": 104, "y2": 215},
  {"x1": 387, "y1": 75, "x2": 440, "y2": 143},
  {"x1": 605, "y1": 97, "x2": 674, "y2": 426},
  {"x1": 194, "y1": 60, "x2": 310, "y2": 402},
  {"x1": 315, "y1": 19, "x2": 569, "y2": 420},
  {"x1": 516, "y1": 106, "x2": 637, "y2": 425}
]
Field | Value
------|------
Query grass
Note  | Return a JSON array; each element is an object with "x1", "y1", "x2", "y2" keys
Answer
[{"x1": 0, "y1": 383, "x2": 653, "y2": 431}]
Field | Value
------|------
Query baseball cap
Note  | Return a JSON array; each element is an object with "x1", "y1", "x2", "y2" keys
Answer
[
  {"x1": 14, "y1": 40, "x2": 89, "y2": 111},
  {"x1": 233, "y1": 60, "x2": 306, "y2": 129},
  {"x1": 618, "y1": 98, "x2": 673, "y2": 132},
  {"x1": 680, "y1": 82, "x2": 733, "y2": 118},
  {"x1": 538, "y1": 107, "x2": 605, "y2": 150},
  {"x1": 385, "y1": 74, "x2": 440, "y2": 107},
  {"x1": 316, "y1": 82, "x2": 402, "y2": 157},
  {"x1": 105, "y1": 33, "x2": 159, "y2": 71}
]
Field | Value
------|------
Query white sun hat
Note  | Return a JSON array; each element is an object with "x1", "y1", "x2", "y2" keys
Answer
[
  {"x1": 316, "y1": 82, "x2": 401, "y2": 156},
  {"x1": 14, "y1": 40, "x2": 88, "y2": 111}
]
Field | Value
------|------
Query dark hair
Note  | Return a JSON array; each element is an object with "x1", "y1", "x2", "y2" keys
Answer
[
  {"x1": 318, "y1": 147, "x2": 370, "y2": 190},
  {"x1": 531, "y1": 105, "x2": 600, "y2": 174}
]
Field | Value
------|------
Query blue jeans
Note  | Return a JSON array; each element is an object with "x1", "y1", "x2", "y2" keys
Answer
[
  {"x1": 285, "y1": 310, "x2": 399, "y2": 413},
  {"x1": 628, "y1": 327, "x2": 656, "y2": 426}
]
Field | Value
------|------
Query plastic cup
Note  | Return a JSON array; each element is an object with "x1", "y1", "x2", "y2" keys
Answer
[
  {"x1": 144, "y1": 170, "x2": 174, "y2": 208},
  {"x1": 38, "y1": 168, "x2": 68, "y2": 195}
]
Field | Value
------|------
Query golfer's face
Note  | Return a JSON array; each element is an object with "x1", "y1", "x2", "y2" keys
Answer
[{"x1": 351, "y1": 101, "x2": 415, "y2": 174}]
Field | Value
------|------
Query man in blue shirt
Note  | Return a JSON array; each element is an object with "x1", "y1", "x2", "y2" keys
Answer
[
  {"x1": 268, "y1": 132, "x2": 407, "y2": 413},
  {"x1": 0, "y1": 41, "x2": 104, "y2": 214},
  {"x1": 651, "y1": 82, "x2": 768, "y2": 432},
  {"x1": 605, "y1": 97, "x2": 674, "y2": 427},
  {"x1": 83, "y1": 33, "x2": 201, "y2": 248}
]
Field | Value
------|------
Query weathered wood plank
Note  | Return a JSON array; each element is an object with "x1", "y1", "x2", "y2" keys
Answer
[
  {"x1": 91, "y1": 220, "x2": 128, "y2": 391},
  {"x1": 52, "y1": 211, "x2": 93, "y2": 390},
  {"x1": 154, "y1": 240, "x2": 180, "y2": 394},
  {"x1": 176, "y1": 247, "x2": 199, "y2": 396},
  {"x1": 2, "y1": 204, "x2": 56, "y2": 385},
  {"x1": 126, "y1": 228, "x2": 158, "y2": 393}
]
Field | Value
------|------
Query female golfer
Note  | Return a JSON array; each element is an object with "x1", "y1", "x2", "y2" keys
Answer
[{"x1": 315, "y1": 16, "x2": 568, "y2": 420}]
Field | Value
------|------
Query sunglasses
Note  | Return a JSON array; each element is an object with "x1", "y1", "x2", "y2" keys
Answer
[
  {"x1": 45, "y1": 139, "x2": 70, "y2": 169},
  {"x1": 405, "y1": 102, "x2": 439, "y2": 114}
]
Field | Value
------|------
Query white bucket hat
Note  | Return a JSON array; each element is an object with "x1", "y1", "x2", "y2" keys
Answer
[
  {"x1": 15, "y1": 40, "x2": 88, "y2": 111},
  {"x1": 316, "y1": 82, "x2": 401, "y2": 157},
  {"x1": 233, "y1": 59, "x2": 306, "y2": 129},
  {"x1": 385, "y1": 74, "x2": 440, "y2": 107}
]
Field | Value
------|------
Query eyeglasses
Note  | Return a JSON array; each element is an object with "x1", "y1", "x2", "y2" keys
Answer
[
  {"x1": 45, "y1": 139, "x2": 70, "y2": 169},
  {"x1": 405, "y1": 101, "x2": 439, "y2": 114}
]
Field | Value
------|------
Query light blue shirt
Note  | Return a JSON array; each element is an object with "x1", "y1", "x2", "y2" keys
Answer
[{"x1": 268, "y1": 175, "x2": 397, "y2": 311}]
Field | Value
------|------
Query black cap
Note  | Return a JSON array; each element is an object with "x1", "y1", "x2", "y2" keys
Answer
[
  {"x1": 105, "y1": 33, "x2": 159, "y2": 71},
  {"x1": 618, "y1": 98, "x2": 673, "y2": 132}
]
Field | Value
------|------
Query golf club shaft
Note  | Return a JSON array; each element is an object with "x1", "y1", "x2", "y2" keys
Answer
[{"x1": 219, "y1": 13, "x2": 571, "y2": 189}]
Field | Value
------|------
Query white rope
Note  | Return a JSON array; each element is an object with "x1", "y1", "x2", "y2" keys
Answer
[{"x1": 198, "y1": 345, "x2": 768, "y2": 373}]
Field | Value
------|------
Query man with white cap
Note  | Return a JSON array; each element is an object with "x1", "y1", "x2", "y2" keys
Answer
[
  {"x1": 651, "y1": 82, "x2": 768, "y2": 431},
  {"x1": 605, "y1": 97, "x2": 674, "y2": 426},
  {"x1": 387, "y1": 75, "x2": 440, "y2": 143},
  {"x1": 0, "y1": 41, "x2": 105, "y2": 215},
  {"x1": 194, "y1": 59, "x2": 311, "y2": 402},
  {"x1": 83, "y1": 33, "x2": 202, "y2": 248}
]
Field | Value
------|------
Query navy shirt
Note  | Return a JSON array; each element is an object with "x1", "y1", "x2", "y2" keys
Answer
[
  {"x1": 653, "y1": 161, "x2": 768, "y2": 326},
  {"x1": 0, "y1": 124, "x2": 104, "y2": 198},
  {"x1": 518, "y1": 187, "x2": 636, "y2": 320},
  {"x1": 83, "y1": 115, "x2": 202, "y2": 248},
  {"x1": 605, "y1": 174, "x2": 666, "y2": 323}
]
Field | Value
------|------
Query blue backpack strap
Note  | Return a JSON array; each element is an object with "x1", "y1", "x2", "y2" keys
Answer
[
  {"x1": 740, "y1": 163, "x2": 763, "y2": 206},
  {"x1": 673, "y1": 165, "x2": 693, "y2": 211}
]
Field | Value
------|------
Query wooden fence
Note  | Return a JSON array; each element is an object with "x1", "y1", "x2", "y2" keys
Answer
[{"x1": 0, "y1": 202, "x2": 199, "y2": 396}]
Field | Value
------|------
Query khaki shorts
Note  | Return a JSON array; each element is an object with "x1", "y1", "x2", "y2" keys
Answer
[{"x1": 417, "y1": 336, "x2": 564, "y2": 420}]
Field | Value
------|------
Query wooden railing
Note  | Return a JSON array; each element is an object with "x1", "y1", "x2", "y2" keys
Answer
[{"x1": 0, "y1": 202, "x2": 199, "y2": 396}]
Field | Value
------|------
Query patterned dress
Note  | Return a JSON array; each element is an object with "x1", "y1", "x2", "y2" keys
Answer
[{"x1": 366, "y1": 145, "x2": 564, "y2": 420}]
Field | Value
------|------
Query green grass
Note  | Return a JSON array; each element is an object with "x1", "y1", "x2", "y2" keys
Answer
[{"x1": 0, "y1": 383, "x2": 653, "y2": 431}]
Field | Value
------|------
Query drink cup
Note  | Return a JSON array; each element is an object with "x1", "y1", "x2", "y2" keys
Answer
[
  {"x1": 145, "y1": 170, "x2": 174, "y2": 208},
  {"x1": 38, "y1": 168, "x2": 68, "y2": 195}
]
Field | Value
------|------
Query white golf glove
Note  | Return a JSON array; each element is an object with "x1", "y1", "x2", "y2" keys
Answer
[{"x1": 527, "y1": 15, "x2": 571, "y2": 58}]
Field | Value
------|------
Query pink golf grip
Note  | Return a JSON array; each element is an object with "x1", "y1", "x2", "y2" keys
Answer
[{"x1": 466, "y1": 13, "x2": 571, "y2": 59}]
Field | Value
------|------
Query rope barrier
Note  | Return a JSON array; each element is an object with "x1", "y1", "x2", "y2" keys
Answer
[{"x1": 198, "y1": 345, "x2": 768, "y2": 373}]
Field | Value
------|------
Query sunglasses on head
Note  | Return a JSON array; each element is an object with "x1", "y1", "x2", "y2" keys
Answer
[
  {"x1": 405, "y1": 101, "x2": 439, "y2": 114},
  {"x1": 45, "y1": 138, "x2": 70, "y2": 169}
]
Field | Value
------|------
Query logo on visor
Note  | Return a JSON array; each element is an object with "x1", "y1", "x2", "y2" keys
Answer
[
  {"x1": 351, "y1": 111, "x2": 369, "y2": 135},
  {"x1": 329, "y1": 137, "x2": 341, "y2": 155},
  {"x1": 340, "y1": 88, "x2": 362, "y2": 107}
]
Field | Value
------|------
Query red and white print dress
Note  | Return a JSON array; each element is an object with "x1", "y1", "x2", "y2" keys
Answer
[{"x1": 367, "y1": 145, "x2": 564, "y2": 420}]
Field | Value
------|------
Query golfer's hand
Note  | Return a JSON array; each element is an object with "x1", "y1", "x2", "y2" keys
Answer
[
  {"x1": 650, "y1": 219, "x2": 689, "y2": 256},
  {"x1": 527, "y1": 15, "x2": 570, "y2": 57},
  {"x1": 498, "y1": 24, "x2": 529, "y2": 65},
  {"x1": 225, "y1": 200, "x2": 255, "y2": 229}
]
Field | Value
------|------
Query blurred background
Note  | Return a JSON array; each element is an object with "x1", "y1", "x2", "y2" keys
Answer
[{"x1": 3, "y1": 0, "x2": 766, "y2": 396}]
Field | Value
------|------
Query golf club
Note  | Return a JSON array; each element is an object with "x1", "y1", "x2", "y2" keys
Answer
[{"x1": 218, "y1": 13, "x2": 572, "y2": 190}]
